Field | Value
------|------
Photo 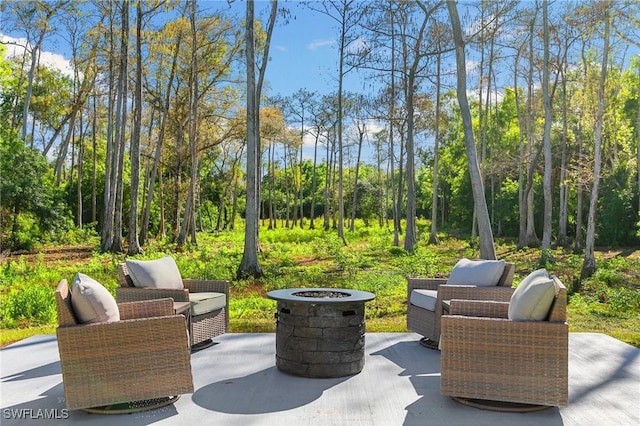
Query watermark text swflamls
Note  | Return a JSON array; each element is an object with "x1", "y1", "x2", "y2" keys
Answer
[{"x1": 2, "y1": 408, "x2": 69, "y2": 420}]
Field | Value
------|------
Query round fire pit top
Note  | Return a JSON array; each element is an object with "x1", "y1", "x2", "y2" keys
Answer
[{"x1": 267, "y1": 288, "x2": 375, "y2": 304}]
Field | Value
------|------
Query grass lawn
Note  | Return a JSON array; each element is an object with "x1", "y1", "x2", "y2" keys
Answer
[{"x1": 1, "y1": 226, "x2": 639, "y2": 348}]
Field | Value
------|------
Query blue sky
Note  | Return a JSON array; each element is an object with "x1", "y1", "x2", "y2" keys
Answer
[
  {"x1": 0, "y1": 0, "x2": 379, "y2": 161},
  {"x1": 0, "y1": 1, "x2": 357, "y2": 98},
  {"x1": 246, "y1": 1, "x2": 363, "y2": 98}
]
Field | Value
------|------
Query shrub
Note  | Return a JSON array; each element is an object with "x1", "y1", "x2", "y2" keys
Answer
[
  {"x1": 608, "y1": 287, "x2": 640, "y2": 312},
  {"x1": 1, "y1": 284, "x2": 56, "y2": 328}
]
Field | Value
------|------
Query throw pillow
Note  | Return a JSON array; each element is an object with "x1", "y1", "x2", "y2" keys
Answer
[
  {"x1": 508, "y1": 268, "x2": 556, "y2": 321},
  {"x1": 71, "y1": 273, "x2": 120, "y2": 324},
  {"x1": 126, "y1": 255, "x2": 184, "y2": 290},
  {"x1": 447, "y1": 258, "x2": 506, "y2": 287}
]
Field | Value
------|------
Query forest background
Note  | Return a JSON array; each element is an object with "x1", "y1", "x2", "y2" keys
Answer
[{"x1": 0, "y1": 0, "x2": 639, "y2": 347}]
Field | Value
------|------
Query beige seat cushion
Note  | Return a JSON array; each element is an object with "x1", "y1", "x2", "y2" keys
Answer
[
  {"x1": 447, "y1": 258, "x2": 506, "y2": 287},
  {"x1": 508, "y1": 268, "x2": 556, "y2": 321},
  {"x1": 71, "y1": 273, "x2": 120, "y2": 324},
  {"x1": 409, "y1": 289, "x2": 438, "y2": 312},
  {"x1": 125, "y1": 255, "x2": 183, "y2": 290},
  {"x1": 189, "y1": 292, "x2": 226, "y2": 316}
]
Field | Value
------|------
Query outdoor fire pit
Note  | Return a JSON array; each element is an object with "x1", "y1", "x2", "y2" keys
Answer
[{"x1": 267, "y1": 288, "x2": 375, "y2": 378}]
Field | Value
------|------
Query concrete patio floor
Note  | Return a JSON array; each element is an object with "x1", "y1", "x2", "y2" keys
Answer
[{"x1": 1, "y1": 332, "x2": 638, "y2": 426}]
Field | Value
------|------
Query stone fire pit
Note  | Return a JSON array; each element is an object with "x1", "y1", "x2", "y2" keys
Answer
[{"x1": 267, "y1": 288, "x2": 375, "y2": 378}]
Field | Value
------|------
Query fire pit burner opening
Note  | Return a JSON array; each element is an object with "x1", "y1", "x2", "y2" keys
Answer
[{"x1": 292, "y1": 290, "x2": 350, "y2": 298}]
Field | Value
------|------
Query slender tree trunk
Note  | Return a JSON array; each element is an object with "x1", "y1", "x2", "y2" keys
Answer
[
  {"x1": 515, "y1": 47, "x2": 528, "y2": 248},
  {"x1": 337, "y1": 18, "x2": 346, "y2": 245},
  {"x1": 76, "y1": 119, "x2": 84, "y2": 228},
  {"x1": 541, "y1": 0, "x2": 553, "y2": 258},
  {"x1": 429, "y1": 48, "x2": 442, "y2": 245},
  {"x1": 101, "y1": 6, "x2": 116, "y2": 252},
  {"x1": 237, "y1": 0, "x2": 275, "y2": 279},
  {"x1": 525, "y1": 12, "x2": 539, "y2": 247},
  {"x1": 111, "y1": 0, "x2": 129, "y2": 253},
  {"x1": 396, "y1": 126, "x2": 405, "y2": 237},
  {"x1": 349, "y1": 125, "x2": 365, "y2": 232},
  {"x1": 268, "y1": 141, "x2": 274, "y2": 229},
  {"x1": 447, "y1": 0, "x2": 496, "y2": 260},
  {"x1": 574, "y1": 119, "x2": 584, "y2": 251},
  {"x1": 309, "y1": 132, "x2": 320, "y2": 229},
  {"x1": 390, "y1": 11, "x2": 399, "y2": 246},
  {"x1": 91, "y1": 94, "x2": 97, "y2": 224},
  {"x1": 128, "y1": 0, "x2": 144, "y2": 255},
  {"x1": 298, "y1": 122, "x2": 305, "y2": 228},
  {"x1": 581, "y1": 6, "x2": 610, "y2": 280},
  {"x1": 140, "y1": 34, "x2": 181, "y2": 246},
  {"x1": 558, "y1": 60, "x2": 569, "y2": 247},
  {"x1": 178, "y1": 0, "x2": 200, "y2": 248}
]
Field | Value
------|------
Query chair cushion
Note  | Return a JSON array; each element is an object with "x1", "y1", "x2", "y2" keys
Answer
[
  {"x1": 125, "y1": 256, "x2": 183, "y2": 290},
  {"x1": 409, "y1": 289, "x2": 438, "y2": 312},
  {"x1": 508, "y1": 268, "x2": 556, "y2": 321},
  {"x1": 447, "y1": 258, "x2": 506, "y2": 287},
  {"x1": 189, "y1": 292, "x2": 227, "y2": 316},
  {"x1": 71, "y1": 273, "x2": 120, "y2": 324}
]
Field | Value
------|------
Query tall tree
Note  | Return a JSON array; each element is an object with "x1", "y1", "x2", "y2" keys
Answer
[
  {"x1": 541, "y1": 0, "x2": 553, "y2": 259},
  {"x1": 177, "y1": 0, "x2": 201, "y2": 248},
  {"x1": 101, "y1": 0, "x2": 128, "y2": 253},
  {"x1": 238, "y1": 0, "x2": 278, "y2": 279},
  {"x1": 128, "y1": 0, "x2": 144, "y2": 255},
  {"x1": 402, "y1": 1, "x2": 439, "y2": 253},
  {"x1": 582, "y1": 2, "x2": 610, "y2": 279},
  {"x1": 309, "y1": 0, "x2": 366, "y2": 244},
  {"x1": 139, "y1": 22, "x2": 182, "y2": 246},
  {"x1": 446, "y1": 0, "x2": 496, "y2": 259}
]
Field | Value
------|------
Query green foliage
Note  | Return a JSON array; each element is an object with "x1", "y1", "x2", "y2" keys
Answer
[
  {"x1": 607, "y1": 287, "x2": 640, "y2": 312},
  {"x1": 1, "y1": 284, "x2": 56, "y2": 328},
  {"x1": 595, "y1": 165, "x2": 639, "y2": 246},
  {"x1": 0, "y1": 135, "x2": 73, "y2": 250},
  {"x1": 230, "y1": 294, "x2": 276, "y2": 320},
  {"x1": 1, "y1": 226, "x2": 639, "y2": 347}
]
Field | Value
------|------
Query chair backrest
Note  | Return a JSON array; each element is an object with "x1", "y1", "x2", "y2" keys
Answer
[
  {"x1": 497, "y1": 262, "x2": 515, "y2": 287},
  {"x1": 117, "y1": 263, "x2": 135, "y2": 287},
  {"x1": 55, "y1": 279, "x2": 78, "y2": 326},
  {"x1": 547, "y1": 275, "x2": 567, "y2": 322}
]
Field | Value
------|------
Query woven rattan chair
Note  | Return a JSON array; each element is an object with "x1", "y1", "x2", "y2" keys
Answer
[
  {"x1": 440, "y1": 275, "x2": 569, "y2": 409},
  {"x1": 407, "y1": 262, "x2": 515, "y2": 348},
  {"x1": 117, "y1": 263, "x2": 229, "y2": 350},
  {"x1": 55, "y1": 279, "x2": 194, "y2": 412}
]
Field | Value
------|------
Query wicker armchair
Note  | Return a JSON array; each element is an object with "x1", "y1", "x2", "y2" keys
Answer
[
  {"x1": 117, "y1": 263, "x2": 229, "y2": 349},
  {"x1": 55, "y1": 279, "x2": 194, "y2": 411},
  {"x1": 407, "y1": 262, "x2": 515, "y2": 347},
  {"x1": 440, "y1": 275, "x2": 569, "y2": 408}
]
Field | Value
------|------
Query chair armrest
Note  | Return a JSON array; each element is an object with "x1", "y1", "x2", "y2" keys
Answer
[
  {"x1": 118, "y1": 298, "x2": 174, "y2": 320},
  {"x1": 57, "y1": 315, "x2": 190, "y2": 350},
  {"x1": 407, "y1": 277, "x2": 447, "y2": 293},
  {"x1": 437, "y1": 285, "x2": 514, "y2": 304},
  {"x1": 449, "y1": 299, "x2": 510, "y2": 318},
  {"x1": 116, "y1": 287, "x2": 189, "y2": 303},
  {"x1": 183, "y1": 279, "x2": 230, "y2": 296},
  {"x1": 441, "y1": 314, "x2": 568, "y2": 349}
]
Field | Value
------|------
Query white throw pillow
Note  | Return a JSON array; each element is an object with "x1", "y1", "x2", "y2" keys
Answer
[
  {"x1": 446, "y1": 258, "x2": 506, "y2": 287},
  {"x1": 126, "y1": 255, "x2": 184, "y2": 290},
  {"x1": 508, "y1": 269, "x2": 556, "y2": 321},
  {"x1": 71, "y1": 273, "x2": 120, "y2": 324}
]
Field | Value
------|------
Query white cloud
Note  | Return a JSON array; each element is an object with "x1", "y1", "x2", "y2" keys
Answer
[
  {"x1": 308, "y1": 39, "x2": 334, "y2": 50},
  {"x1": 1, "y1": 33, "x2": 73, "y2": 78}
]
